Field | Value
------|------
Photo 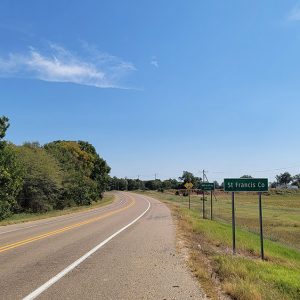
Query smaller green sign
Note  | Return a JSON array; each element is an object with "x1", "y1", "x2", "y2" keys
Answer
[
  {"x1": 224, "y1": 178, "x2": 268, "y2": 192},
  {"x1": 200, "y1": 182, "x2": 215, "y2": 191}
]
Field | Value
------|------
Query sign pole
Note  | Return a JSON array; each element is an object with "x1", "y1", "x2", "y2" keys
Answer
[
  {"x1": 210, "y1": 190, "x2": 213, "y2": 220},
  {"x1": 224, "y1": 178, "x2": 268, "y2": 257},
  {"x1": 259, "y1": 192, "x2": 264, "y2": 260},
  {"x1": 184, "y1": 182, "x2": 193, "y2": 210},
  {"x1": 202, "y1": 191, "x2": 205, "y2": 219},
  {"x1": 232, "y1": 192, "x2": 236, "y2": 255}
]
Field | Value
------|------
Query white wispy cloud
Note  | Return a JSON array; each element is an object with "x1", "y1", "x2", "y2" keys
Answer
[
  {"x1": 0, "y1": 43, "x2": 136, "y2": 89},
  {"x1": 150, "y1": 56, "x2": 159, "y2": 68},
  {"x1": 288, "y1": 4, "x2": 300, "y2": 21}
]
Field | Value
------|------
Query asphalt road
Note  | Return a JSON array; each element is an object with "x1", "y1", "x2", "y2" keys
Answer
[{"x1": 0, "y1": 192, "x2": 205, "y2": 300}]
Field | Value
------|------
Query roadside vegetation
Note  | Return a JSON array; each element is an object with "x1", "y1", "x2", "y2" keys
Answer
[
  {"x1": 110, "y1": 170, "x2": 300, "y2": 192},
  {"x1": 0, "y1": 193, "x2": 114, "y2": 226},
  {"x1": 137, "y1": 190, "x2": 300, "y2": 300},
  {"x1": 0, "y1": 116, "x2": 111, "y2": 221}
]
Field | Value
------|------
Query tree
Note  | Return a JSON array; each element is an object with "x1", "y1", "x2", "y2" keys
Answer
[
  {"x1": 15, "y1": 143, "x2": 63, "y2": 212},
  {"x1": 0, "y1": 117, "x2": 23, "y2": 219},
  {"x1": 79, "y1": 141, "x2": 111, "y2": 197},
  {"x1": 276, "y1": 172, "x2": 293, "y2": 185},
  {"x1": 270, "y1": 181, "x2": 277, "y2": 188},
  {"x1": 0, "y1": 116, "x2": 9, "y2": 141},
  {"x1": 179, "y1": 171, "x2": 194, "y2": 183},
  {"x1": 179, "y1": 171, "x2": 201, "y2": 188},
  {"x1": 213, "y1": 180, "x2": 220, "y2": 189},
  {"x1": 44, "y1": 140, "x2": 111, "y2": 207},
  {"x1": 144, "y1": 180, "x2": 162, "y2": 190},
  {"x1": 117, "y1": 178, "x2": 128, "y2": 190},
  {"x1": 165, "y1": 178, "x2": 180, "y2": 189},
  {"x1": 240, "y1": 175, "x2": 253, "y2": 179},
  {"x1": 292, "y1": 174, "x2": 300, "y2": 187}
]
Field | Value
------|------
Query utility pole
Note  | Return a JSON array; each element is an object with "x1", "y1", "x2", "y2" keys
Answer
[
  {"x1": 202, "y1": 170, "x2": 205, "y2": 219},
  {"x1": 137, "y1": 175, "x2": 140, "y2": 190}
]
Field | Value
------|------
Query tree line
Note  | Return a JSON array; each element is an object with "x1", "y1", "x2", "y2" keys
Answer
[
  {"x1": 2, "y1": 115, "x2": 297, "y2": 219},
  {"x1": 109, "y1": 171, "x2": 210, "y2": 191},
  {"x1": 109, "y1": 171, "x2": 300, "y2": 192},
  {"x1": 0, "y1": 116, "x2": 110, "y2": 220}
]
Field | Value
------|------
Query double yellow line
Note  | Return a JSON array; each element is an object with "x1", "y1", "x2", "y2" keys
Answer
[{"x1": 0, "y1": 195, "x2": 135, "y2": 254}]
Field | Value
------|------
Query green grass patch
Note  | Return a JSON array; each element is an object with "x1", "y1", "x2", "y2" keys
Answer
[
  {"x1": 139, "y1": 190, "x2": 300, "y2": 300},
  {"x1": 142, "y1": 190, "x2": 300, "y2": 250},
  {"x1": 0, "y1": 193, "x2": 115, "y2": 226}
]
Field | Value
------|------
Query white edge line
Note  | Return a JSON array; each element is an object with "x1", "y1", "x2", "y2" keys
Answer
[{"x1": 22, "y1": 198, "x2": 151, "y2": 300}]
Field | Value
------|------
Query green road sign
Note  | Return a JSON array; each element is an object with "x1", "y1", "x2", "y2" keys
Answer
[
  {"x1": 224, "y1": 178, "x2": 268, "y2": 192},
  {"x1": 200, "y1": 182, "x2": 215, "y2": 191}
]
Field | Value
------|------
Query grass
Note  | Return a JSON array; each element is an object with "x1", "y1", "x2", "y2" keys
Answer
[
  {"x1": 138, "y1": 190, "x2": 300, "y2": 300},
  {"x1": 148, "y1": 190, "x2": 300, "y2": 250},
  {"x1": 0, "y1": 193, "x2": 115, "y2": 226}
]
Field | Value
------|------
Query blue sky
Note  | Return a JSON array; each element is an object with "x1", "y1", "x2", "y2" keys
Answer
[{"x1": 1, "y1": 1, "x2": 300, "y2": 182}]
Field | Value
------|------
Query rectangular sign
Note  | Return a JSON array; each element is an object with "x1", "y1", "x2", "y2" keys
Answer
[
  {"x1": 224, "y1": 178, "x2": 268, "y2": 192},
  {"x1": 200, "y1": 182, "x2": 215, "y2": 191}
]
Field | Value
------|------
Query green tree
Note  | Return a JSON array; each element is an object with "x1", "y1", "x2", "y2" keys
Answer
[
  {"x1": 240, "y1": 175, "x2": 253, "y2": 178},
  {"x1": 213, "y1": 180, "x2": 220, "y2": 189},
  {"x1": 0, "y1": 117, "x2": 23, "y2": 219},
  {"x1": 15, "y1": 143, "x2": 63, "y2": 212},
  {"x1": 162, "y1": 178, "x2": 180, "y2": 189},
  {"x1": 276, "y1": 172, "x2": 293, "y2": 185},
  {"x1": 0, "y1": 116, "x2": 9, "y2": 141},
  {"x1": 145, "y1": 180, "x2": 162, "y2": 190},
  {"x1": 127, "y1": 179, "x2": 140, "y2": 190},
  {"x1": 292, "y1": 174, "x2": 300, "y2": 187},
  {"x1": 179, "y1": 171, "x2": 201, "y2": 188},
  {"x1": 44, "y1": 140, "x2": 110, "y2": 206}
]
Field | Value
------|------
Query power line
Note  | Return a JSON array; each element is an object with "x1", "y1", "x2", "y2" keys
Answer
[{"x1": 209, "y1": 164, "x2": 300, "y2": 175}]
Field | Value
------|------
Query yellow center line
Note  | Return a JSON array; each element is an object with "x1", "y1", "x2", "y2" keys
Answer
[{"x1": 0, "y1": 195, "x2": 135, "y2": 254}]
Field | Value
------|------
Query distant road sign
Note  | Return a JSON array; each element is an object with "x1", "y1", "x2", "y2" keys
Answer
[
  {"x1": 224, "y1": 178, "x2": 268, "y2": 192},
  {"x1": 200, "y1": 182, "x2": 215, "y2": 191},
  {"x1": 184, "y1": 182, "x2": 193, "y2": 190}
]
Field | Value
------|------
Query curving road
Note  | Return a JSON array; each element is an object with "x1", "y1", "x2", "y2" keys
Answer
[{"x1": 0, "y1": 192, "x2": 205, "y2": 300}]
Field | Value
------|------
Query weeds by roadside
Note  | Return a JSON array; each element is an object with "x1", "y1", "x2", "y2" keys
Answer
[{"x1": 138, "y1": 191, "x2": 300, "y2": 300}]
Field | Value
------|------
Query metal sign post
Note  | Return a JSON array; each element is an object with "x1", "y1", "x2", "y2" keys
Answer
[
  {"x1": 210, "y1": 190, "x2": 213, "y2": 220},
  {"x1": 202, "y1": 191, "x2": 205, "y2": 219},
  {"x1": 259, "y1": 192, "x2": 264, "y2": 260},
  {"x1": 232, "y1": 192, "x2": 236, "y2": 254},
  {"x1": 184, "y1": 182, "x2": 193, "y2": 210},
  {"x1": 224, "y1": 178, "x2": 268, "y2": 259},
  {"x1": 200, "y1": 182, "x2": 215, "y2": 220}
]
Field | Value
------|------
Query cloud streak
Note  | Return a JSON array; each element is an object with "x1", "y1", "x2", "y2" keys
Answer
[
  {"x1": 0, "y1": 43, "x2": 136, "y2": 89},
  {"x1": 288, "y1": 4, "x2": 300, "y2": 21}
]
